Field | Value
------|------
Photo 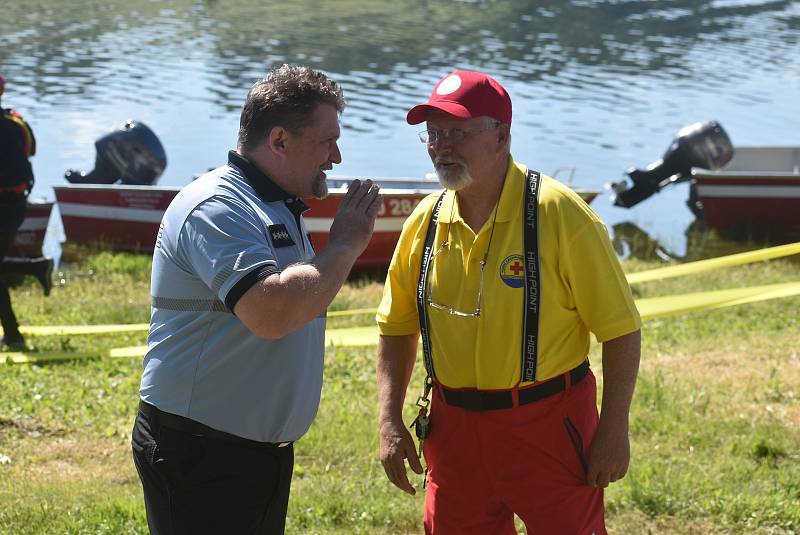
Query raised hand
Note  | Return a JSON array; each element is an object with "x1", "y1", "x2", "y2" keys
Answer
[{"x1": 328, "y1": 179, "x2": 382, "y2": 256}]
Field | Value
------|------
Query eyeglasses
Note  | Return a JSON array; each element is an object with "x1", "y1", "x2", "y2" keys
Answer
[
  {"x1": 425, "y1": 239, "x2": 487, "y2": 318},
  {"x1": 418, "y1": 122, "x2": 501, "y2": 145},
  {"x1": 424, "y1": 200, "x2": 499, "y2": 318}
]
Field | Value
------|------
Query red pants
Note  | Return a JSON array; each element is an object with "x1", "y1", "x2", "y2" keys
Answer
[{"x1": 423, "y1": 371, "x2": 605, "y2": 535}]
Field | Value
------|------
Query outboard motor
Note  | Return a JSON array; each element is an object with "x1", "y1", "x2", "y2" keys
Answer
[
  {"x1": 610, "y1": 121, "x2": 733, "y2": 210},
  {"x1": 65, "y1": 120, "x2": 166, "y2": 185}
]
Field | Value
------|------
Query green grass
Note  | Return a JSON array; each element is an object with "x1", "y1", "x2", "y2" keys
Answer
[{"x1": 1, "y1": 245, "x2": 798, "y2": 534}]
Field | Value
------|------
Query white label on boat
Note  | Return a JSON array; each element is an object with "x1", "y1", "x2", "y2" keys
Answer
[
  {"x1": 696, "y1": 184, "x2": 800, "y2": 198},
  {"x1": 58, "y1": 202, "x2": 164, "y2": 223},
  {"x1": 304, "y1": 217, "x2": 407, "y2": 233},
  {"x1": 378, "y1": 198, "x2": 420, "y2": 217}
]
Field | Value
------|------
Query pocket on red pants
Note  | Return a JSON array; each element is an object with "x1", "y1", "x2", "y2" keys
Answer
[
  {"x1": 563, "y1": 416, "x2": 589, "y2": 477},
  {"x1": 558, "y1": 373, "x2": 599, "y2": 483}
]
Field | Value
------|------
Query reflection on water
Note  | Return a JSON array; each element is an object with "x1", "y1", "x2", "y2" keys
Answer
[
  {"x1": 2, "y1": 0, "x2": 798, "y2": 253},
  {"x1": 612, "y1": 220, "x2": 800, "y2": 264},
  {"x1": 612, "y1": 220, "x2": 709, "y2": 262}
]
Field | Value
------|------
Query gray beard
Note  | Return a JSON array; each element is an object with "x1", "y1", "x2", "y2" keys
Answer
[
  {"x1": 436, "y1": 164, "x2": 473, "y2": 191},
  {"x1": 311, "y1": 174, "x2": 328, "y2": 199}
]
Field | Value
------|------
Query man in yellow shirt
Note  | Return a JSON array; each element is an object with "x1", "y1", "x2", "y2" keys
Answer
[{"x1": 376, "y1": 70, "x2": 641, "y2": 534}]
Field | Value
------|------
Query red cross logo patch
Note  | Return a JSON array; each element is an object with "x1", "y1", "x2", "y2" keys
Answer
[{"x1": 499, "y1": 254, "x2": 525, "y2": 288}]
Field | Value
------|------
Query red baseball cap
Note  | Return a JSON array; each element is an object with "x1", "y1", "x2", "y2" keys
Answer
[{"x1": 406, "y1": 70, "x2": 512, "y2": 125}]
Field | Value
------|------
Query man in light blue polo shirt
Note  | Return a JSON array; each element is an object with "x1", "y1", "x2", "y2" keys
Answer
[{"x1": 131, "y1": 65, "x2": 382, "y2": 535}]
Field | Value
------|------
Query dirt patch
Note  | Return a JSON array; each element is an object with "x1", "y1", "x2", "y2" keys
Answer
[
  {"x1": 639, "y1": 346, "x2": 800, "y2": 427},
  {"x1": 0, "y1": 416, "x2": 58, "y2": 437},
  {"x1": 608, "y1": 509, "x2": 731, "y2": 534},
  {"x1": 643, "y1": 348, "x2": 799, "y2": 386},
  {"x1": 11, "y1": 435, "x2": 137, "y2": 486}
]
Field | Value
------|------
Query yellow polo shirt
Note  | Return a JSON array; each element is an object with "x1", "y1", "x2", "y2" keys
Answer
[{"x1": 376, "y1": 157, "x2": 641, "y2": 389}]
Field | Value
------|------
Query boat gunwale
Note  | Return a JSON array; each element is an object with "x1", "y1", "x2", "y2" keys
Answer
[
  {"x1": 691, "y1": 170, "x2": 800, "y2": 180},
  {"x1": 51, "y1": 182, "x2": 601, "y2": 197},
  {"x1": 690, "y1": 146, "x2": 800, "y2": 179}
]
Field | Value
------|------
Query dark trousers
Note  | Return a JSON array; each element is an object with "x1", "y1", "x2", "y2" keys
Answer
[
  {"x1": 0, "y1": 198, "x2": 27, "y2": 338},
  {"x1": 131, "y1": 405, "x2": 294, "y2": 535}
]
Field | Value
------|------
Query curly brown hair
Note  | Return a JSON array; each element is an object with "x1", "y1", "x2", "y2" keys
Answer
[{"x1": 237, "y1": 65, "x2": 345, "y2": 154}]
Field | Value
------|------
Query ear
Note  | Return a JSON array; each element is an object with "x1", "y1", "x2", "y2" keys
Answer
[
  {"x1": 496, "y1": 123, "x2": 511, "y2": 151},
  {"x1": 267, "y1": 126, "x2": 290, "y2": 158}
]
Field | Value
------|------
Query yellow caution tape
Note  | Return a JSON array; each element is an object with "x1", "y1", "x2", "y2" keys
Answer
[
  {"x1": 327, "y1": 308, "x2": 377, "y2": 318},
  {"x1": 298, "y1": 242, "x2": 800, "y2": 321},
  {"x1": 10, "y1": 278, "x2": 800, "y2": 362},
  {"x1": 627, "y1": 241, "x2": 800, "y2": 284},
  {"x1": 100, "y1": 279, "x2": 800, "y2": 358},
  {"x1": 325, "y1": 326, "x2": 379, "y2": 346},
  {"x1": 5, "y1": 239, "x2": 799, "y2": 364},
  {"x1": 107, "y1": 325, "x2": 384, "y2": 359},
  {"x1": 8, "y1": 276, "x2": 800, "y2": 362},
  {"x1": 636, "y1": 281, "x2": 800, "y2": 321},
  {"x1": 10, "y1": 274, "x2": 800, "y2": 364},
  {"x1": 17, "y1": 281, "x2": 798, "y2": 362},
  {"x1": 20, "y1": 323, "x2": 150, "y2": 336},
  {"x1": 293, "y1": 241, "x2": 800, "y2": 315},
  {"x1": 108, "y1": 346, "x2": 146, "y2": 358},
  {"x1": 2, "y1": 351, "x2": 96, "y2": 364}
]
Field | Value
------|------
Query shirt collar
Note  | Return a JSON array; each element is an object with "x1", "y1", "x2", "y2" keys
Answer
[
  {"x1": 496, "y1": 156, "x2": 526, "y2": 223},
  {"x1": 438, "y1": 155, "x2": 523, "y2": 225},
  {"x1": 227, "y1": 150, "x2": 309, "y2": 214}
]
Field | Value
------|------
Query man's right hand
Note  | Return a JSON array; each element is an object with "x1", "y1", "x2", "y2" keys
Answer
[
  {"x1": 327, "y1": 179, "x2": 382, "y2": 256},
  {"x1": 234, "y1": 180, "x2": 380, "y2": 339},
  {"x1": 379, "y1": 420, "x2": 424, "y2": 495}
]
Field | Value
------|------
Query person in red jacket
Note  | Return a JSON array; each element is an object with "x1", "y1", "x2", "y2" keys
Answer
[{"x1": 0, "y1": 74, "x2": 53, "y2": 349}]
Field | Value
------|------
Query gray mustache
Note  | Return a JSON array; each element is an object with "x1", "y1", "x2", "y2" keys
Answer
[{"x1": 434, "y1": 159, "x2": 466, "y2": 167}]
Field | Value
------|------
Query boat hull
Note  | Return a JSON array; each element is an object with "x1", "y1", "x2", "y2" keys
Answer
[
  {"x1": 694, "y1": 176, "x2": 800, "y2": 237},
  {"x1": 54, "y1": 181, "x2": 598, "y2": 268},
  {"x1": 692, "y1": 148, "x2": 800, "y2": 238},
  {"x1": 53, "y1": 185, "x2": 429, "y2": 268},
  {"x1": 8, "y1": 200, "x2": 53, "y2": 258},
  {"x1": 56, "y1": 185, "x2": 175, "y2": 252}
]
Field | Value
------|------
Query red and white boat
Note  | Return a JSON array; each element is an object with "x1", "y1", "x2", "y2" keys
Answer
[
  {"x1": 54, "y1": 177, "x2": 599, "y2": 269},
  {"x1": 692, "y1": 147, "x2": 800, "y2": 238},
  {"x1": 8, "y1": 200, "x2": 53, "y2": 258}
]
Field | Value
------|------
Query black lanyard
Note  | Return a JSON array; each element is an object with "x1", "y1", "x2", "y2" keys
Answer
[
  {"x1": 416, "y1": 169, "x2": 542, "y2": 383},
  {"x1": 521, "y1": 169, "x2": 542, "y2": 382},
  {"x1": 416, "y1": 191, "x2": 447, "y2": 381}
]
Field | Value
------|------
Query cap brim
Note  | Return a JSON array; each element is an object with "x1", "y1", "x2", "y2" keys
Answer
[{"x1": 406, "y1": 101, "x2": 473, "y2": 125}]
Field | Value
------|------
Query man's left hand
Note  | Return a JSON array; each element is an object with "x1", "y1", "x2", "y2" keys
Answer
[
  {"x1": 585, "y1": 419, "x2": 630, "y2": 488},
  {"x1": 589, "y1": 329, "x2": 640, "y2": 488}
]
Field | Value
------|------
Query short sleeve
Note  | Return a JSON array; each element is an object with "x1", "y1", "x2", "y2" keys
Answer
[
  {"x1": 177, "y1": 195, "x2": 279, "y2": 310},
  {"x1": 376, "y1": 197, "x2": 435, "y2": 336},
  {"x1": 562, "y1": 218, "x2": 642, "y2": 343}
]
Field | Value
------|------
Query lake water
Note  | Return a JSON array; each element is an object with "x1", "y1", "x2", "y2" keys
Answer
[{"x1": 2, "y1": 0, "x2": 798, "y2": 259}]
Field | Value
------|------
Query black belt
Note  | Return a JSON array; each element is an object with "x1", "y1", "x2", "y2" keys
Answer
[
  {"x1": 138, "y1": 400, "x2": 292, "y2": 449},
  {"x1": 439, "y1": 359, "x2": 590, "y2": 411}
]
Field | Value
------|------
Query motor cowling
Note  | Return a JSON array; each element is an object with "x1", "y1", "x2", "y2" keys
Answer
[
  {"x1": 65, "y1": 120, "x2": 167, "y2": 185},
  {"x1": 611, "y1": 121, "x2": 734, "y2": 208}
]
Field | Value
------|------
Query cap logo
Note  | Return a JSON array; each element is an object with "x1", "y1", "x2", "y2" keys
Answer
[{"x1": 436, "y1": 74, "x2": 462, "y2": 95}]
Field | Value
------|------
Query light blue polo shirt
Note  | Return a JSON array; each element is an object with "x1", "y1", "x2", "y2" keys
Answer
[{"x1": 140, "y1": 151, "x2": 325, "y2": 443}]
